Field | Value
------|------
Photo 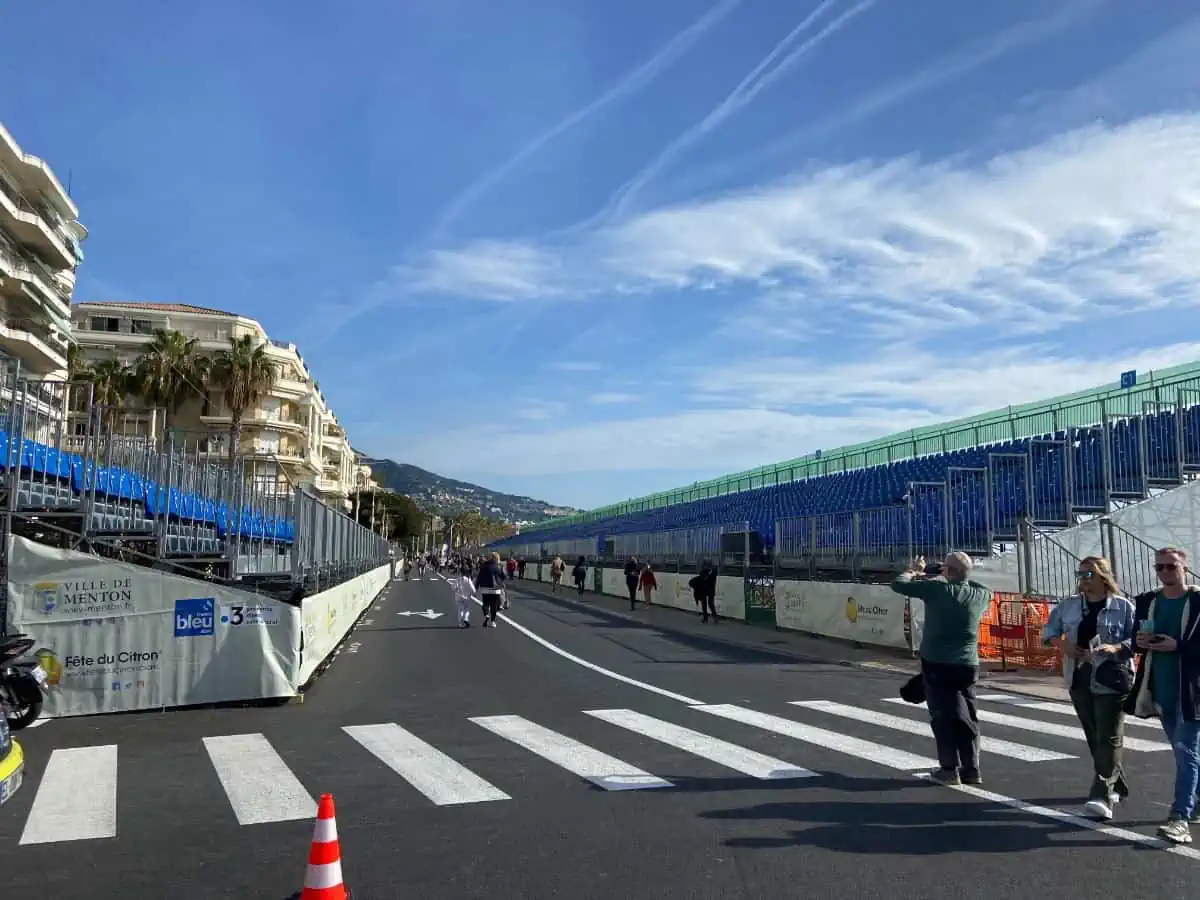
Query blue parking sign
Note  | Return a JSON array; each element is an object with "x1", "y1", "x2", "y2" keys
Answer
[{"x1": 1120, "y1": 370, "x2": 1136, "y2": 389}]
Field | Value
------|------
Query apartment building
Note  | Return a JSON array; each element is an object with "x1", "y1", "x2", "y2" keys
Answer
[
  {"x1": 70, "y1": 301, "x2": 361, "y2": 510},
  {"x1": 0, "y1": 121, "x2": 86, "y2": 410}
]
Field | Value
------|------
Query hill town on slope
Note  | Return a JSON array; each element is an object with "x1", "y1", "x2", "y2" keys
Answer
[{"x1": 361, "y1": 457, "x2": 579, "y2": 526}]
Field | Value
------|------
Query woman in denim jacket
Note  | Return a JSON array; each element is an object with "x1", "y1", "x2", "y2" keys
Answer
[{"x1": 1041, "y1": 555, "x2": 1136, "y2": 820}]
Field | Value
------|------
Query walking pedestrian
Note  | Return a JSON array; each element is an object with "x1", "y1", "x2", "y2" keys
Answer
[
  {"x1": 1041, "y1": 555, "x2": 1135, "y2": 819},
  {"x1": 639, "y1": 563, "x2": 657, "y2": 606},
  {"x1": 624, "y1": 557, "x2": 640, "y2": 610},
  {"x1": 476, "y1": 552, "x2": 507, "y2": 628},
  {"x1": 550, "y1": 556, "x2": 565, "y2": 593},
  {"x1": 450, "y1": 563, "x2": 477, "y2": 628},
  {"x1": 690, "y1": 563, "x2": 719, "y2": 623},
  {"x1": 890, "y1": 552, "x2": 993, "y2": 786},
  {"x1": 1126, "y1": 546, "x2": 1200, "y2": 844},
  {"x1": 573, "y1": 556, "x2": 587, "y2": 595}
]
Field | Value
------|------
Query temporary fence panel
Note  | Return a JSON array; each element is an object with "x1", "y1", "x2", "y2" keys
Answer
[
  {"x1": 945, "y1": 467, "x2": 990, "y2": 555},
  {"x1": 907, "y1": 482, "x2": 947, "y2": 562},
  {"x1": 774, "y1": 580, "x2": 908, "y2": 650},
  {"x1": 1141, "y1": 400, "x2": 1180, "y2": 485},
  {"x1": 5, "y1": 535, "x2": 300, "y2": 716},
  {"x1": 988, "y1": 453, "x2": 1029, "y2": 540},
  {"x1": 1107, "y1": 416, "x2": 1146, "y2": 499},
  {"x1": 1028, "y1": 439, "x2": 1069, "y2": 526},
  {"x1": 1069, "y1": 425, "x2": 1108, "y2": 513},
  {"x1": 1179, "y1": 389, "x2": 1200, "y2": 473}
]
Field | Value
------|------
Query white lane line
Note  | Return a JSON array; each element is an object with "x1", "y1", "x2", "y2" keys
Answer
[
  {"x1": 695, "y1": 704, "x2": 937, "y2": 771},
  {"x1": 586, "y1": 708, "x2": 816, "y2": 780},
  {"x1": 203, "y1": 734, "x2": 316, "y2": 825},
  {"x1": 25, "y1": 717, "x2": 49, "y2": 729},
  {"x1": 976, "y1": 693, "x2": 1162, "y2": 729},
  {"x1": 344, "y1": 723, "x2": 510, "y2": 806},
  {"x1": 791, "y1": 700, "x2": 1074, "y2": 763},
  {"x1": 933, "y1": 776, "x2": 1200, "y2": 862},
  {"x1": 467, "y1": 598, "x2": 702, "y2": 705},
  {"x1": 20, "y1": 745, "x2": 118, "y2": 845},
  {"x1": 471, "y1": 714, "x2": 672, "y2": 791},
  {"x1": 881, "y1": 698, "x2": 1170, "y2": 752},
  {"x1": 431, "y1": 574, "x2": 1197, "y2": 860}
]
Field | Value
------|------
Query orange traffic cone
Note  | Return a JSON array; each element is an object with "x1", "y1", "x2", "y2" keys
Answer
[{"x1": 297, "y1": 794, "x2": 349, "y2": 900}]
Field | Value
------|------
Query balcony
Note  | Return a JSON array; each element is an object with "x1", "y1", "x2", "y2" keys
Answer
[
  {"x1": 0, "y1": 241, "x2": 71, "y2": 319},
  {"x1": 313, "y1": 475, "x2": 347, "y2": 497},
  {"x1": 0, "y1": 318, "x2": 67, "y2": 374},
  {"x1": 0, "y1": 122, "x2": 79, "y2": 222},
  {"x1": 0, "y1": 176, "x2": 74, "y2": 269}
]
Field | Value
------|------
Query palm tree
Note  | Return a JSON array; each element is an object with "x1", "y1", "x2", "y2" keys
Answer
[
  {"x1": 130, "y1": 329, "x2": 207, "y2": 446},
  {"x1": 211, "y1": 334, "x2": 276, "y2": 465},
  {"x1": 87, "y1": 358, "x2": 131, "y2": 432}
]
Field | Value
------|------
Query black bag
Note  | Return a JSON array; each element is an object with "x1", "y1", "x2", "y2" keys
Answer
[
  {"x1": 1093, "y1": 658, "x2": 1134, "y2": 694},
  {"x1": 899, "y1": 672, "x2": 926, "y2": 704}
]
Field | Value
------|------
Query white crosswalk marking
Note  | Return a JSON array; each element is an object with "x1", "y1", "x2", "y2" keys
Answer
[
  {"x1": 344, "y1": 723, "x2": 510, "y2": 806},
  {"x1": 791, "y1": 700, "x2": 1075, "y2": 763},
  {"x1": 976, "y1": 693, "x2": 1163, "y2": 729},
  {"x1": 203, "y1": 734, "x2": 316, "y2": 825},
  {"x1": 471, "y1": 714, "x2": 672, "y2": 791},
  {"x1": 880, "y1": 698, "x2": 1171, "y2": 752},
  {"x1": 695, "y1": 704, "x2": 938, "y2": 771},
  {"x1": 585, "y1": 708, "x2": 817, "y2": 780},
  {"x1": 20, "y1": 745, "x2": 118, "y2": 845}
]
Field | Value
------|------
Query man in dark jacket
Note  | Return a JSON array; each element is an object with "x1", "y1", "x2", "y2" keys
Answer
[
  {"x1": 476, "y1": 553, "x2": 507, "y2": 628},
  {"x1": 1123, "y1": 546, "x2": 1200, "y2": 844},
  {"x1": 624, "y1": 557, "x2": 640, "y2": 610},
  {"x1": 891, "y1": 551, "x2": 993, "y2": 786}
]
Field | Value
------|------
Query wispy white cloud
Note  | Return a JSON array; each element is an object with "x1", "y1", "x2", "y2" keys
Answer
[
  {"x1": 672, "y1": 0, "x2": 1112, "y2": 196},
  {"x1": 405, "y1": 114, "x2": 1200, "y2": 343},
  {"x1": 549, "y1": 360, "x2": 603, "y2": 372},
  {"x1": 427, "y1": 0, "x2": 743, "y2": 239},
  {"x1": 599, "y1": 0, "x2": 880, "y2": 222},
  {"x1": 589, "y1": 392, "x2": 640, "y2": 405},
  {"x1": 385, "y1": 343, "x2": 1200, "y2": 480}
]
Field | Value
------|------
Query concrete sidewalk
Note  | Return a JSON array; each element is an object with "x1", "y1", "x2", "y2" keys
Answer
[{"x1": 508, "y1": 575, "x2": 1069, "y2": 702}]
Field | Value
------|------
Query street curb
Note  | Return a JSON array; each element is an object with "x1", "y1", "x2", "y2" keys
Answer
[{"x1": 511, "y1": 579, "x2": 1067, "y2": 703}]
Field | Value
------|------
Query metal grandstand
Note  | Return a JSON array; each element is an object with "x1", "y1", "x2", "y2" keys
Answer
[
  {"x1": 0, "y1": 357, "x2": 390, "y2": 629},
  {"x1": 492, "y1": 360, "x2": 1200, "y2": 577}
]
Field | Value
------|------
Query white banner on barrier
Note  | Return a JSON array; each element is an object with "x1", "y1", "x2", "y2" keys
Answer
[
  {"x1": 774, "y1": 580, "x2": 908, "y2": 649},
  {"x1": 714, "y1": 576, "x2": 746, "y2": 621},
  {"x1": 298, "y1": 565, "x2": 391, "y2": 683},
  {"x1": 601, "y1": 568, "x2": 626, "y2": 599},
  {"x1": 5, "y1": 535, "x2": 300, "y2": 717}
]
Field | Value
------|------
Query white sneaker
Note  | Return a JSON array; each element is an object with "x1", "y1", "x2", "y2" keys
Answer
[
  {"x1": 1085, "y1": 798, "x2": 1113, "y2": 820},
  {"x1": 1159, "y1": 818, "x2": 1192, "y2": 844}
]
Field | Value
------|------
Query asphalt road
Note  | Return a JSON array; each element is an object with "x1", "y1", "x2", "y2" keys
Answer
[{"x1": 0, "y1": 574, "x2": 1196, "y2": 899}]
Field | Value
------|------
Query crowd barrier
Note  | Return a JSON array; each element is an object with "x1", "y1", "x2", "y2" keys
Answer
[
  {"x1": 526, "y1": 561, "x2": 1062, "y2": 666},
  {"x1": 4, "y1": 534, "x2": 391, "y2": 717}
]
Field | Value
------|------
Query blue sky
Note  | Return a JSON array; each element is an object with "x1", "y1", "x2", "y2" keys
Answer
[{"x1": 4, "y1": 0, "x2": 1200, "y2": 510}]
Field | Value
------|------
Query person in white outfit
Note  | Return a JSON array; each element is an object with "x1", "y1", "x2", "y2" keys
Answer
[{"x1": 450, "y1": 563, "x2": 477, "y2": 628}]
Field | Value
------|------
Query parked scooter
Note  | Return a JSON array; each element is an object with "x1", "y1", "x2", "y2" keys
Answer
[{"x1": 0, "y1": 633, "x2": 50, "y2": 730}]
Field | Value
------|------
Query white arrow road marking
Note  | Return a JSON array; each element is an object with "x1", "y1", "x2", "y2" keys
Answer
[{"x1": 397, "y1": 609, "x2": 444, "y2": 620}]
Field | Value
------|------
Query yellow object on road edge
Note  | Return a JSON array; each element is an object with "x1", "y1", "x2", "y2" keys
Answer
[{"x1": 0, "y1": 739, "x2": 25, "y2": 805}]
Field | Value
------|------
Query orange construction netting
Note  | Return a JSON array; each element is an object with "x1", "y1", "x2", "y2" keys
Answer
[{"x1": 977, "y1": 592, "x2": 1061, "y2": 671}]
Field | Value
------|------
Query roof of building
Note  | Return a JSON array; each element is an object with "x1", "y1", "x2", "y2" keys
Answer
[{"x1": 74, "y1": 301, "x2": 237, "y2": 317}]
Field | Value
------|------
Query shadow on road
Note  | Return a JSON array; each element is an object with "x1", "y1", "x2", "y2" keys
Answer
[{"x1": 700, "y1": 792, "x2": 1121, "y2": 854}]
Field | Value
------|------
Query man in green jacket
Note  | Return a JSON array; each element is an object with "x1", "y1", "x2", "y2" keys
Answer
[{"x1": 891, "y1": 551, "x2": 993, "y2": 786}]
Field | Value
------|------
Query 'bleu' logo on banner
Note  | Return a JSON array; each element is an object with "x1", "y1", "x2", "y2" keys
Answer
[{"x1": 174, "y1": 598, "x2": 215, "y2": 637}]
